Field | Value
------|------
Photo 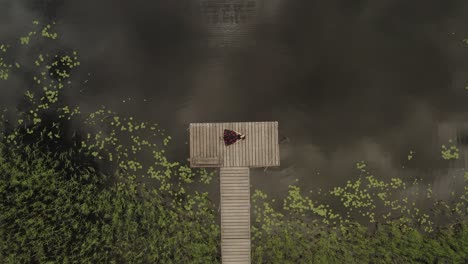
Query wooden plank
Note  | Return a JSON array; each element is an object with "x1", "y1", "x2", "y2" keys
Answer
[
  {"x1": 221, "y1": 234, "x2": 249, "y2": 240},
  {"x1": 192, "y1": 124, "x2": 197, "y2": 157},
  {"x1": 233, "y1": 122, "x2": 238, "y2": 166},
  {"x1": 211, "y1": 123, "x2": 216, "y2": 157},
  {"x1": 262, "y1": 122, "x2": 266, "y2": 165},
  {"x1": 221, "y1": 191, "x2": 250, "y2": 194},
  {"x1": 258, "y1": 122, "x2": 263, "y2": 165},
  {"x1": 222, "y1": 233, "x2": 250, "y2": 236},
  {"x1": 221, "y1": 192, "x2": 249, "y2": 198},
  {"x1": 254, "y1": 122, "x2": 258, "y2": 166},
  {"x1": 222, "y1": 248, "x2": 250, "y2": 253},
  {"x1": 222, "y1": 253, "x2": 250, "y2": 258},
  {"x1": 240, "y1": 122, "x2": 245, "y2": 166},
  {"x1": 222, "y1": 223, "x2": 250, "y2": 226},
  {"x1": 221, "y1": 176, "x2": 248, "y2": 179},
  {"x1": 204, "y1": 124, "x2": 208, "y2": 157},
  {"x1": 222, "y1": 245, "x2": 250, "y2": 249},
  {"x1": 220, "y1": 174, "x2": 249, "y2": 178},
  {"x1": 207, "y1": 123, "x2": 211, "y2": 157},
  {"x1": 221, "y1": 196, "x2": 249, "y2": 200},
  {"x1": 221, "y1": 187, "x2": 250, "y2": 191},
  {"x1": 222, "y1": 251, "x2": 250, "y2": 255},
  {"x1": 221, "y1": 204, "x2": 249, "y2": 207},
  {"x1": 221, "y1": 182, "x2": 249, "y2": 185},
  {"x1": 221, "y1": 203, "x2": 250, "y2": 206},
  {"x1": 222, "y1": 208, "x2": 249, "y2": 212},
  {"x1": 222, "y1": 240, "x2": 250, "y2": 245},
  {"x1": 222, "y1": 248, "x2": 250, "y2": 252},
  {"x1": 222, "y1": 220, "x2": 250, "y2": 224},
  {"x1": 222, "y1": 246, "x2": 251, "y2": 250},
  {"x1": 222, "y1": 252, "x2": 250, "y2": 256},
  {"x1": 221, "y1": 184, "x2": 250, "y2": 188},
  {"x1": 221, "y1": 198, "x2": 250, "y2": 201},
  {"x1": 265, "y1": 121, "x2": 269, "y2": 166},
  {"x1": 189, "y1": 124, "x2": 193, "y2": 160},
  {"x1": 222, "y1": 212, "x2": 249, "y2": 216},
  {"x1": 221, "y1": 225, "x2": 250, "y2": 229},
  {"x1": 220, "y1": 183, "x2": 250, "y2": 189},
  {"x1": 221, "y1": 191, "x2": 250, "y2": 195},
  {"x1": 221, "y1": 207, "x2": 250, "y2": 210},
  {"x1": 221, "y1": 213, "x2": 250, "y2": 217},
  {"x1": 222, "y1": 232, "x2": 249, "y2": 236},
  {"x1": 192, "y1": 124, "x2": 196, "y2": 157},
  {"x1": 222, "y1": 230, "x2": 250, "y2": 234},
  {"x1": 222, "y1": 233, "x2": 250, "y2": 238},
  {"x1": 221, "y1": 189, "x2": 249, "y2": 193},
  {"x1": 220, "y1": 182, "x2": 250, "y2": 186},
  {"x1": 222, "y1": 216, "x2": 250, "y2": 221},
  {"x1": 220, "y1": 172, "x2": 248, "y2": 175},
  {"x1": 222, "y1": 221, "x2": 250, "y2": 224},
  {"x1": 221, "y1": 192, "x2": 250, "y2": 196},
  {"x1": 221, "y1": 184, "x2": 249, "y2": 188},
  {"x1": 222, "y1": 219, "x2": 250, "y2": 223},
  {"x1": 221, "y1": 205, "x2": 250, "y2": 208},
  {"x1": 270, "y1": 122, "x2": 274, "y2": 166},
  {"x1": 226, "y1": 125, "x2": 231, "y2": 166},
  {"x1": 222, "y1": 259, "x2": 250, "y2": 263},
  {"x1": 221, "y1": 194, "x2": 249, "y2": 197},
  {"x1": 274, "y1": 121, "x2": 278, "y2": 165},
  {"x1": 221, "y1": 212, "x2": 250, "y2": 215},
  {"x1": 222, "y1": 229, "x2": 250, "y2": 233},
  {"x1": 221, "y1": 214, "x2": 250, "y2": 219},
  {"x1": 222, "y1": 258, "x2": 250, "y2": 262},
  {"x1": 244, "y1": 122, "x2": 249, "y2": 167},
  {"x1": 271, "y1": 121, "x2": 275, "y2": 166},
  {"x1": 216, "y1": 123, "x2": 221, "y2": 164},
  {"x1": 222, "y1": 239, "x2": 250, "y2": 243},
  {"x1": 265, "y1": 122, "x2": 269, "y2": 167},
  {"x1": 223, "y1": 236, "x2": 250, "y2": 240},
  {"x1": 221, "y1": 186, "x2": 250, "y2": 190},
  {"x1": 222, "y1": 198, "x2": 249, "y2": 201},
  {"x1": 223, "y1": 259, "x2": 250, "y2": 263},
  {"x1": 192, "y1": 156, "x2": 222, "y2": 166}
]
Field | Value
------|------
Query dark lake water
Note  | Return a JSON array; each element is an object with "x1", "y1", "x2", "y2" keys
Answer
[{"x1": 1, "y1": 0, "x2": 468, "y2": 204}]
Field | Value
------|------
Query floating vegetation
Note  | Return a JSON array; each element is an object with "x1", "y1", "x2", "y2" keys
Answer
[{"x1": 0, "y1": 21, "x2": 466, "y2": 263}]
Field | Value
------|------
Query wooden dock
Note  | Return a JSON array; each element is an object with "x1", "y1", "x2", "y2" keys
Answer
[
  {"x1": 190, "y1": 122, "x2": 280, "y2": 168},
  {"x1": 220, "y1": 167, "x2": 251, "y2": 263},
  {"x1": 189, "y1": 121, "x2": 280, "y2": 264}
]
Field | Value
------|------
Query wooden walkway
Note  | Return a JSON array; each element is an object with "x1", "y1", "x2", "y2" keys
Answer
[
  {"x1": 189, "y1": 121, "x2": 280, "y2": 263},
  {"x1": 220, "y1": 167, "x2": 251, "y2": 264}
]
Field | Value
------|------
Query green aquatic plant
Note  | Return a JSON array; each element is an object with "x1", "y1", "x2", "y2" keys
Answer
[
  {"x1": 1, "y1": 20, "x2": 467, "y2": 263},
  {"x1": 441, "y1": 139, "x2": 460, "y2": 160},
  {"x1": 0, "y1": 21, "x2": 219, "y2": 263}
]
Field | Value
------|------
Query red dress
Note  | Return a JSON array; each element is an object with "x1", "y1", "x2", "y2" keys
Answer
[{"x1": 223, "y1": 129, "x2": 242, "y2": 146}]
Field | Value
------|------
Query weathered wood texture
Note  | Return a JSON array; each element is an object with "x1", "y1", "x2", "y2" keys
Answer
[
  {"x1": 190, "y1": 122, "x2": 280, "y2": 167},
  {"x1": 220, "y1": 167, "x2": 251, "y2": 264}
]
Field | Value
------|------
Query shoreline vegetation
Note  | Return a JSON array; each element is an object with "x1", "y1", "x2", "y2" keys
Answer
[{"x1": 0, "y1": 21, "x2": 466, "y2": 263}]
